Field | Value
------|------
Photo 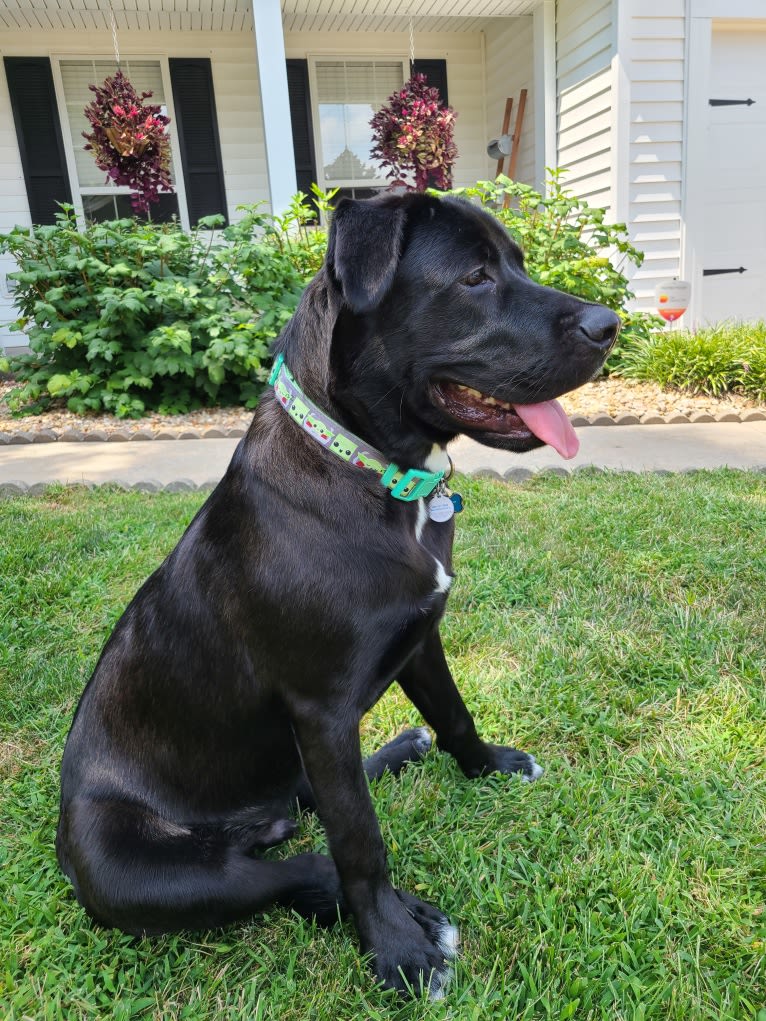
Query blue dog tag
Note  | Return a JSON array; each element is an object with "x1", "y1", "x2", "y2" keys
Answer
[{"x1": 449, "y1": 492, "x2": 464, "y2": 513}]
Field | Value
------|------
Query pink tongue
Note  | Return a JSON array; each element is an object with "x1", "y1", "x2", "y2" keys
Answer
[{"x1": 513, "y1": 400, "x2": 580, "y2": 459}]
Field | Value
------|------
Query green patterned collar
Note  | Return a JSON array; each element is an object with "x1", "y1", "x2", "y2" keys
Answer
[{"x1": 269, "y1": 354, "x2": 444, "y2": 502}]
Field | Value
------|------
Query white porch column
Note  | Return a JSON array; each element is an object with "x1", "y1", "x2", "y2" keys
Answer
[
  {"x1": 251, "y1": 0, "x2": 297, "y2": 214},
  {"x1": 533, "y1": 0, "x2": 556, "y2": 194}
]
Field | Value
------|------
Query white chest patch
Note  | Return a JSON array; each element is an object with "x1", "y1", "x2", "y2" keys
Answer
[
  {"x1": 414, "y1": 499, "x2": 453, "y2": 595},
  {"x1": 433, "y1": 559, "x2": 453, "y2": 595},
  {"x1": 425, "y1": 444, "x2": 451, "y2": 475},
  {"x1": 415, "y1": 498, "x2": 428, "y2": 543}
]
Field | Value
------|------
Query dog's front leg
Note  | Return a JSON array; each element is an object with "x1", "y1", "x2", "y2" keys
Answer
[
  {"x1": 290, "y1": 704, "x2": 457, "y2": 996},
  {"x1": 398, "y1": 627, "x2": 543, "y2": 781}
]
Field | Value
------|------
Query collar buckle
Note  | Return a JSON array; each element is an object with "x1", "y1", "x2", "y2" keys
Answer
[{"x1": 381, "y1": 464, "x2": 444, "y2": 502}]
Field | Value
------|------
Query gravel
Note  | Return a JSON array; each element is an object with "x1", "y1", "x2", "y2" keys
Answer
[{"x1": 1, "y1": 376, "x2": 763, "y2": 440}]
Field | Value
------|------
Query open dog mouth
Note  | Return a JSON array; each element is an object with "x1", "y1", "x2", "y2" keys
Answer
[{"x1": 432, "y1": 381, "x2": 580, "y2": 459}]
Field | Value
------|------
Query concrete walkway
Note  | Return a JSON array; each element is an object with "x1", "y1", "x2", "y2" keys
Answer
[{"x1": 1, "y1": 422, "x2": 765, "y2": 492}]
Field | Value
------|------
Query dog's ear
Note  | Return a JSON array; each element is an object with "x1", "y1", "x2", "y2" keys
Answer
[{"x1": 326, "y1": 197, "x2": 407, "y2": 314}]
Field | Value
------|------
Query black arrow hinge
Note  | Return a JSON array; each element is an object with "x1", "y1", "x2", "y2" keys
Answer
[
  {"x1": 702, "y1": 267, "x2": 747, "y2": 276},
  {"x1": 709, "y1": 98, "x2": 755, "y2": 106}
]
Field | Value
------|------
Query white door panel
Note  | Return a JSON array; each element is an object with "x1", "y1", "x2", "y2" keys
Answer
[{"x1": 701, "y1": 25, "x2": 766, "y2": 323}]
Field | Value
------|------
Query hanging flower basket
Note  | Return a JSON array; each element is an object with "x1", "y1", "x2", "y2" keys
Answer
[
  {"x1": 104, "y1": 124, "x2": 151, "y2": 158},
  {"x1": 82, "y1": 69, "x2": 172, "y2": 215},
  {"x1": 369, "y1": 73, "x2": 458, "y2": 192}
]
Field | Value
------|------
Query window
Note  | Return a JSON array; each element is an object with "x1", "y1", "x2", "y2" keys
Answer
[
  {"x1": 55, "y1": 58, "x2": 182, "y2": 224},
  {"x1": 311, "y1": 59, "x2": 406, "y2": 195}
]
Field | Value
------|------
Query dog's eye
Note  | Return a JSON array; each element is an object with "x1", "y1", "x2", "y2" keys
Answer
[{"x1": 461, "y1": 269, "x2": 491, "y2": 287}]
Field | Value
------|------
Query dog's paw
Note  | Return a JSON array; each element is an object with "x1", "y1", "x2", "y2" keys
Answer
[
  {"x1": 254, "y1": 817, "x2": 299, "y2": 849},
  {"x1": 289, "y1": 852, "x2": 347, "y2": 927},
  {"x1": 396, "y1": 889, "x2": 460, "y2": 960},
  {"x1": 464, "y1": 745, "x2": 544, "y2": 782},
  {"x1": 363, "y1": 727, "x2": 433, "y2": 781},
  {"x1": 388, "y1": 727, "x2": 433, "y2": 761},
  {"x1": 521, "y1": 753, "x2": 544, "y2": 783},
  {"x1": 365, "y1": 889, "x2": 458, "y2": 1000}
]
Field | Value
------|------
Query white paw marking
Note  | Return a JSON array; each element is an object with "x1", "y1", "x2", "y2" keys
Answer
[
  {"x1": 522, "y1": 755, "x2": 544, "y2": 783},
  {"x1": 429, "y1": 964, "x2": 454, "y2": 1001},
  {"x1": 414, "y1": 726, "x2": 432, "y2": 750},
  {"x1": 437, "y1": 922, "x2": 460, "y2": 958}
]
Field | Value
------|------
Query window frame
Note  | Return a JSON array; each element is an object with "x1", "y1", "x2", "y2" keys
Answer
[
  {"x1": 307, "y1": 54, "x2": 408, "y2": 194},
  {"x1": 49, "y1": 54, "x2": 190, "y2": 229}
]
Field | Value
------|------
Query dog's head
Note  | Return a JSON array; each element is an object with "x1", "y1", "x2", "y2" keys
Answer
[{"x1": 323, "y1": 192, "x2": 620, "y2": 458}]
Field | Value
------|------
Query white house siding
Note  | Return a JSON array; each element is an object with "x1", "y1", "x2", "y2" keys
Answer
[
  {"x1": 483, "y1": 17, "x2": 536, "y2": 187},
  {"x1": 0, "y1": 63, "x2": 29, "y2": 352},
  {"x1": 623, "y1": 0, "x2": 686, "y2": 307},
  {"x1": 284, "y1": 29, "x2": 488, "y2": 188},
  {"x1": 0, "y1": 65, "x2": 28, "y2": 228},
  {"x1": 556, "y1": 0, "x2": 614, "y2": 212}
]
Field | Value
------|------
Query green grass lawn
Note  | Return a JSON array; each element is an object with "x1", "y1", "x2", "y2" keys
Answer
[{"x1": 1, "y1": 472, "x2": 765, "y2": 1021}]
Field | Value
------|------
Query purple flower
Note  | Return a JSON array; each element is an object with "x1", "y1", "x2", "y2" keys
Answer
[
  {"x1": 82, "y1": 69, "x2": 172, "y2": 214},
  {"x1": 369, "y1": 73, "x2": 458, "y2": 192}
]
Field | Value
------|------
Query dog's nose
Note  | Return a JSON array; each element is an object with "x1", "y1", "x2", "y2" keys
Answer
[{"x1": 577, "y1": 305, "x2": 621, "y2": 350}]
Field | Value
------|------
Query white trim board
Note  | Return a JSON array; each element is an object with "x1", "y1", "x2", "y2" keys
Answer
[{"x1": 689, "y1": 0, "x2": 765, "y2": 16}]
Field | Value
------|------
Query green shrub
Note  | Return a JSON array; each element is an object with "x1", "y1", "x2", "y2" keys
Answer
[
  {"x1": 1, "y1": 175, "x2": 662, "y2": 418},
  {"x1": 449, "y1": 171, "x2": 663, "y2": 364},
  {"x1": 617, "y1": 320, "x2": 766, "y2": 401},
  {"x1": 0, "y1": 193, "x2": 329, "y2": 417}
]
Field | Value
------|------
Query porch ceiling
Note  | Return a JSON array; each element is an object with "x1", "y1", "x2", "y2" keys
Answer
[{"x1": 0, "y1": 0, "x2": 538, "y2": 34}]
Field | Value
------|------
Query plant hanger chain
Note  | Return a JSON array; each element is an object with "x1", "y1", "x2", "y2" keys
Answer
[
  {"x1": 409, "y1": 16, "x2": 415, "y2": 71},
  {"x1": 108, "y1": 0, "x2": 121, "y2": 67}
]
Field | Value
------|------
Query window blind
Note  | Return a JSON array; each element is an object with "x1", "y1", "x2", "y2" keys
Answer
[
  {"x1": 315, "y1": 60, "x2": 404, "y2": 185},
  {"x1": 315, "y1": 61, "x2": 403, "y2": 108}
]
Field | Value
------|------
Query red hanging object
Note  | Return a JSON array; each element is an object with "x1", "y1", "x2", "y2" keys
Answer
[
  {"x1": 82, "y1": 69, "x2": 172, "y2": 215},
  {"x1": 370, "y1": 73, "x2": 458, "y2": 192}
]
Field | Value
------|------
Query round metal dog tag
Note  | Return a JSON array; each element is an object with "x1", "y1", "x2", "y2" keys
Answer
[{"x1": 428, "y1": 495, "x2": 455, "y2": 522}]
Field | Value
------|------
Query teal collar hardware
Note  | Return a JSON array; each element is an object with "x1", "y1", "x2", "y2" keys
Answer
[{"x1": 269, "y1": 353, "x2": 445, "y2": 502}]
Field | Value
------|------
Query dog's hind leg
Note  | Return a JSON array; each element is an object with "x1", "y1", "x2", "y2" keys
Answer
[
  {"x1": 295, "y1": 727, "x2": 432, "y2": 811},
  {"x1": 58, "y1": 797, "x2": 345, "y2": 935},
  {"x1": 362, "y1": 726, "x2": 433, "y2": 781},
  {"x1": 220, "y1": 805, "x2": 299, "y2": 851}
]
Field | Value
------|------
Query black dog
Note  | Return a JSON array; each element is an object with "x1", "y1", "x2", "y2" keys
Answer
[{"x1": 57, "y1": 193, "x2": 618, "y2": 997}]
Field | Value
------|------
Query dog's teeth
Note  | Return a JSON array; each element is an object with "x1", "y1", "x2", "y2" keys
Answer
[{"x1": 454, "y1": 384, "x2": 516, "y2": 411}]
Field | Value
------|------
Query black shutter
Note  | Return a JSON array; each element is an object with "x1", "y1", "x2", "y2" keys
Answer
[
  {"x1": 286, "y1": 59, "x2": 317, "y2": 199},
  {"x1": 168, "y1": 58, "x2": 227, "y2": 226},
  {"x1": 4, "y1": 57, "x2": 72, "y2": 225},
  {"x1": 411, "y1": 59, "x2": 449, "y2": 107}
]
